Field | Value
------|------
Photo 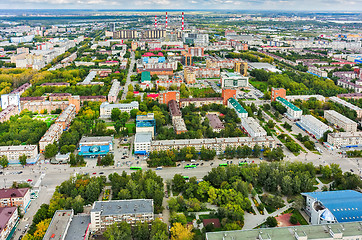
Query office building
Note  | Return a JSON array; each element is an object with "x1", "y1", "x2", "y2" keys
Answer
[
  {"x1": 240, "y1": 117, "x2": 267, "y2": 138},
  {"x1": 151, "y1": 136, "x2": 275, "y2": 153},
  {"x1": 0, "y1": 188, "x2": 30, "y2": 211},
  {"x1": 271, "y1": 87, "x2": 286, "y2": 101},
  {"x1": 276, "y1": 96, "x2": 303, "y2": 120},
  {"x1": 234, "y1": 61, "x2": 248, "y2": 76},
  {"x1": 206, "y1": 221, "x2": 362, "y2": 240},
  {"x1": 0, "y1": 207, "x2": 18, "y2": 240},
  {"x1": 39, "y1": 123, "x2": 63, "y2": 152},
  {"x1": 90, "y1": 199, "x2": 154, "y2": 232},
  {"x1": 100, "y1": 101, "x2": 139, "y2": 118},
  {"x1": 327, "y1": 132, "x2": 362, "y2": 148},
  {"x1": 179, "y1": 97, "x2": 223, "y2": 108},
  {"x1": 134, "y1": 133, "x2": 152, "y2": 155},
  {"x1": 136, "y1": 113, "x2": 156, "y2": 138},
  {"x1": 329, "y1": 96, "x2": 362, "y2": 118},
  {"x1": 206, "y1": 114, "x2": 225, "y2": 133},
  {"x1": 220, "y1": 72, "x2": 249, "y2": 88},
  {"x1": 324, "y1": 110, "x2": 357, "y2": 132},
  {"x1": 227, "y1": 98, "x2": 248, "y2": 119},
  {"x1": 78, "y1": 136, "x2": 113, "y2": 157},
  {"x1": 302, "y1": 190, "x2": 362, "y2": 225},
  {"x1": 0, "y1": 145, "x2": 38, "y2": 164},
  {"x1": 158, "y1": 91, "x2": 180, "y2": 105},
  {"x1": 297, "y1": 115, "x2": 332, "y2": 139},
  {"x1": 107, "y1": 80, "x2": 120, "y2": 103},
  {"x1": 43, "y1": 210, "x2": 74, "y2": 240}
]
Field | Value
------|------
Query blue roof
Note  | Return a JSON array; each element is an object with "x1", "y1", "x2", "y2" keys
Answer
[
  {"x1": 302, "y1": 190, "x2": 362, "y2": 223},
  {"x1": 79, "y1": 145, "x2": 110, "y2": 156}
]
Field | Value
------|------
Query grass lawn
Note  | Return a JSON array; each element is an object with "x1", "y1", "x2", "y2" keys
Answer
[
  {"x1": 199, "y1": 213, "x2": 220, "y2": 221},
  {"x1": 291, "y1": 209, "x2": 309, "y2": 225},
  {"x1": 125, "y1": 122, "x2": 136, "y2": 133},
  {"x1": 275, "y1": 125, "x2": 284, "y2": 133},
  {"x1": 249, "y1": 80, "x2": 268, "y2": 91},
  {"x1": 189, "y1": 87, "x2": 219, "y2": 98}
]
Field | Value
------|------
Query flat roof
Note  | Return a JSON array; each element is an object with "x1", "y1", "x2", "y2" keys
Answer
[
  {"x1": 276, "y1": 96, "x2": 302, "y2": 112},
  {"x1": 228, "y1": 98, "x2": 248, "y2": 114},
  {"x1": 329, "y1": 96, "x2": 362, "y2": 111},
  {"x1": 324, "y1": 110, "x2": 356, "y2": 125},
  {"x1": 64, "y1": 215, "x2": 90, "y2": 240},
  {"x1": 91, "y1": 199, "x2": 153, "y2": 216},
  {"x1": 79, "y1": 136, "x2": 113, "y2": 144},
  {"x1": 0, "y1": 145, "x2": 37, "y2": 152},
  {"x1": 43, "y1": 210, "x2": 74, "y2": 240},
  {"x1": 135, "y1": 132, "x2": 152, "y2": 143}
]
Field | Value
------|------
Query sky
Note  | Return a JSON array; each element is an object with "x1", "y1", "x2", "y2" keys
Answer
[{"x1": 1, "y1": 0, "x2": 362, "y2": 11}]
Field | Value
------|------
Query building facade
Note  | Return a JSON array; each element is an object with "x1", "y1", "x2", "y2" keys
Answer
[
  {"x1": 324, "y1": 110, "x2": 357, "y2": 132},
  {"x1": 240, "y1": 117, "x2": 267, "y2": 138},
  {"x1": 276, "y1": 96, "x2": 303, "y2": 120},
  {"x1": 100, "y1": 101, "x2": 139, "y2": 118},
  {"x1": 0, "y1": 207, "x2": 18, "y2": 240},
  {"x1": 0, "y1": 145, "x2": 38, "y2": 164},
  {"x1": 297, "y1": 115, "x2": 333, "y2": 139},
  {"x1": 327, "y1": 132, "x2": 362, "y2": 148},
  {"x1": 220, "y1": 72, "x2": 249, "y2": 89},
  {"x1": 227, "y1": 98, "x2": 248, "y2": 119},
  {"x1": 0, "y1": 188, "x2": 30, "y2": 211}
]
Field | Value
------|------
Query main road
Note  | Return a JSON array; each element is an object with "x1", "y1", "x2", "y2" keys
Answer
[{"x1": 121, "y1": 51, "x2": 135, "y2": 101}]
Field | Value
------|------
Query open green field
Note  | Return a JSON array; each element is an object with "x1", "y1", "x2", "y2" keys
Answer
[
  {"x1": 33, "y1": 114, "x2": 58, "y2": 127},
  {"x1": 125, "y1": 122, "x2": 136, "y2": 134}
]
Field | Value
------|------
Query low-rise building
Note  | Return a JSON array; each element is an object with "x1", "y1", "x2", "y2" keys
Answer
[
  {"x1": 43, "y1": 210, "x2": 73, "y2": 240},
  {"x1": 80, "y1": 95, "x2": 107, "y2": 103},
  {"x1": 39, "y1": 123, "x2": 63, "y2": 152},
  {"x1": 297, "y1": 115, "x2": 332, "y2": 139},
  {"x1": 90, "y1": 199, "x2": 154, "y2": 232},
  {"x1": 0, "y1": 207, "x2": 18, "y2": 240},
  {"x1": 158, "y1": 91, "x2": 180, "y2": 105},
  {"x1": 327, "y1": 132, "x2": 362, "y2": 148},
  {"x1": 134, "y1": 133, "x2": 152, "y2": 155},
  {"x1": 0, "y1": 188, "x2": 30, "y2": 211},
  {"x1": 151, "y1": 136, "x2": 275, "y2": 153},
  {"x1": 0, "y1": 105, "x2": 19, "y2": 123},
  {"x1": 271, "y1": 87, "x2": 286, "y2": 101},
  {"x1": 184, "y1": 67, "x2": 196, "y2": 84},
  {"x1": 0, "y1": 145, "x2": 38, "y2": 164},
  {"x1": 100, "y1": 101, "x2": 139, "y2": 118},
  {"x1": 220, "y1": 72, "x2": 248, "y2": 89},
  {"x1": 107, "y1": 79, "x2": 120, "y2": 103},
  {"x1": 240, "y1": 117, "x2": 267, "y2": 137},
  {"x1": 136, "y1": 113, "x2": 156, "y2": 138},
  {"x1": 206, "y1": 114, "x2": 225, "y2": 132},
  {"x1": 78, "y1": 136, "x2": 113, "y2": 157},
  {"x1": 324, "y1": 110, "x2": 357, "y2": 132},
  {"x1": 48, "y1": 93, "x2": 72, "y2": 101},
  {"x1": 285, "y1": 94, "x2": 326, "y2": 102},
  {"x1": 55, "y1": 104, "x2": 76, "y2": 130},
  {"x1": 179, "y1": 97, "x2": 223, "y2": 108},
  {"x1": 329, "y1": 96, "x2": 362, "y2": 118},
  {"x1": 276, "y1": 96, "x2": 303, "y2": 120},
  {"x1": 227, "y1": 98, "x2": 248, "y2": 119}
]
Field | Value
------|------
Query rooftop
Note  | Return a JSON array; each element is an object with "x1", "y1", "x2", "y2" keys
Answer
[
  {"x1": 91, "y1": 199, "x2": 154, "y2": 216},
  {"x1": 135, "y1": 132, "x2": 152, "y2": 143},
  {"x1": 276, "y1": 96, "x2": 302, "y2": 112},
  {"x1": 0, "y1": 145, "x2": 37, "y2": 152},
  {"x1": 0, "y1": 207, "x2": 17, "y2": 233},
  {"x1": 206, "y1": 114, "x2": 225, "y2": 130},
  {"x1": 64, "y1": 214, "x2": 90, "y2": 240},
  {"x1": 0, "y1": 188, "x2": 29, "y2": 199},
  {"x1": 324, "y1": 110, "x2": 356, "y2": 125},
  {"x1": 79, "y1": 136, "x2": 113, "y2": 144},
  {"x1": 168, "y1": 99, "x2": 182, "y2": 117},
  {"x1": 329, "y1": 96, "x2": 362, "y2": 111},
  {"x1": 228, "y1": 98, "x2": 248, "y2": 114},
  {"x1": 43, "y1": 210, "x2": 74, "y2": 240}
]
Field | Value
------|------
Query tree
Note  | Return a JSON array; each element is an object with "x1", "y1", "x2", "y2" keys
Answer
[
  {"x1": 170, "y1": 222, "x2": 194, "y2": 240},
  {"x1": 98, "y1": 153, "x2": 114, "y2": 166},
  {"x1": 266, "y1": 216, "x2": 278, "y2": 227},
  {"x1": 111, "y1": 108, "x2": 121, "y2": 122},
  {"x1": 290, "y1": 214, "x2": 298, "y2": 225},
  {"x1": 172, "y1": 174, "x2": 186, "y2": 194},
  {"x1": 133, "y1": 222, "x2": 150, "y2": 240},
  {"x1": 150, "y1": 219, "x2": 168, "y2": 240},
  {"x1": 114, "y1": 121, "x2": 122, "y2": 134},
  {"x1": 19, "y1": 154, "x2": 27, "y2": 166},
  {"x1": 104, "y1": 222, "x2": 132, "y2": 240},
  {"x1": 44, "y1": 144, "x2": 57, "y2": 159},
  {"x1": 0, "y1": 156, "x2": 9, "y2": 168},
  {"x1": 252, "y1": 145, "x2": 261, "y2": 158}
]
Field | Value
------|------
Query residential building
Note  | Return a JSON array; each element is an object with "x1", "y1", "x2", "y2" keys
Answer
[
  {"x1": 49, "y1": 93, "x2": 72, "y2": 101},
  {"x1": 1, "y1": 93, "x2": 20, "y2": 110},
  {"x1": 0, "y1": 207, "x2": 18, "y2": 240},
  {"x1": 172, "y1": 118, "x2": 188, "y2": 135},
  {"x1": 188, "y1": 47, "x2": 204, "y2": 57},
  {"x1": 181, "y1": 51, "x2": 192, "y2": 66},
  {"x1": 206, "y1": 221, "x2": 362, "y2": 240},
  {"x1": 179, "y1": 97, "x2": 223, "y2": 108},
  {"x1": 338, "y1": 93, "x2": 362, "y2": 100},
  {"x1": 141, "y1": 71, "x2": 151, "y2": 84},
  {"x1": 324, "y1": 110, "x2": 357, "y2": 132},
  {"x1": 107, "y1": 79, "x2": 120, "y2": 103},
  {"x1": 136, "y1": 113, "x2": 156, "y2": 138},
  {"x1": 220, "y1": 72, "x2": 249, "y2": 88},
  {"x1": 285, "y1": 95, "x2": 326, "y2": 102},
  {"x1": 90, "y1": 199, "x2": 154, "y2": 232},
  {"x1": 0, "y1": 145, "x2": 38, "y2": 164},
  {"x1": 302, "y1": 190, "x2": 362, "y2": 225},
  {"x1": 222, "y1": 89, "x2": 236, "y2": 105},
  {"x1": 80, "y1": 95, "x2": 107, "y2": 103},
  {"x1": 99, "y1": 101, "x2": 139, "y2": 118},
  {"x1": 234, "y1": 61, "x2": 248, "y2": 76},
  {"x1": 134, "y1": 133, "x2": 152, "y2": 155},
  {"x1": 10, "y1": 83, "x2": 31, "y2": 95},
  {"x1": 240, "y1": 117, "x2": 267, "y2": 137},
  {"x1": 43, "y1": 210, "x2": 74, "y2": 240},
  {"x1": 184, "y1": 67, "x2": 196, "y2": 84},
  {"x1": 271, "y1": 87, "x2": 286, "y2": 101},
  {"x1": 329, "y1": 96, "x2": 362, "y2": 118},
  {"x1": 39, "y1": 123, "x2": 63, "y2": 152},
  {"x1": 64, "y1": 214, "x2": 91, "y2": 240},
  {"x1": 327, "y1": 132, "x2": 362, "y2": 148},
  {"x1": 227, "y1": 98, "x2": 248, "y2": 119},
  {"x1": 151, "y1": 136, "x2": 276, "y2": 153},
  {"x1": 276, "y1": 96, "x2": 303, "y2": 120},
  {"x1": 297, "y1": 115, "x2": 332, "y2": 139},
  {"x1": 55, "y1": 104, "x2": 76, "y2": 130},
  {"x1": 168, "y1": 100, "x2": 187, "y2": 134},
  {"x1": 21, "y1": 101, "x2": 69, "y2": 115},
  {"x1": 0, "y1": 105, "x2": 19, "y2": 123},
  {"x1": 206, "y1": 114, "x2": 225, "y2": 132},
  {"x1": 0, "y1": 188, "x2": 30, "y2": 211},
  {"x1": 78, "y1": 136, "x2": 113, "y2": 157},
  {"x1": 194, "y1": 67, "x2": 220, "y2": 78},
  {"x1": 139, "y1": 68, "x2": 173, "y2": 76},
  {"x1": 158, "y1": 91, "x2": 180, "y2": 105},
  {"x1": 206, "y1": 57, "x2": 240, "y2": 69}
]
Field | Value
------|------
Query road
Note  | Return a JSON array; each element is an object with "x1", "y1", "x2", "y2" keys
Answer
[{"x1": 121, "y1": 51, "x2": 135, "y2": 100}]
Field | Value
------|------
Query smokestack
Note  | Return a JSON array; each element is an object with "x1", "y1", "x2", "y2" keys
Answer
[
  {"x1": 155, "y1": 15, "x2": 157, "y2": 28},
  {"x1": 166, "y1": 12, "x2": 168, "y2": 28},
  {"x1": 182, "y1": 12, "x2": 184, "y2": 31}
]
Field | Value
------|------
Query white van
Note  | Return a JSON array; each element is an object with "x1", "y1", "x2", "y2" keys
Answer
[
  {"x1": 156, "y1": 167, "x2": 163, "y2": 170},
  {"x1": 191, "y1": 160, "x2": 196, "y2": 163}
]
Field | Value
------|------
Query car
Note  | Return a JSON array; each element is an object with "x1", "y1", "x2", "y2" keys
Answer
[
  {"x1": 227, "y1": 161, "x2": 229, "y2": 164},
  {"x1": 136, "y1": 161, "x2": 139, "y2": 164},
  {"x1": 92, "y1": 172, "x2": 96, "y2": 175},
  {"x1": 18, "y1": 235, "x2": 23, "y2": 240},
  {"x1": 18, "y1": 171, "x2": 23, "y2": 174},
  {"x1": 27, "y1": 179, "x2": 32, "y2": 182},
  {"x1": 196, "y1": 163, "x2": 199, "y2": 166},
  {"x1": 25, "y1": 224, "x2": 29, "y2": 229},
  {"x1": 83, "y1": 173, "x2": 89, "y2": 176},
  {"x1": 210, "y1": 163, "x2": 214, "y2": 166},
  {"x1": 186, "y1": 163, "x2": 189, "y2": 166},
  {"x1": 177, "y1": 164, "x2": 181, "y2": 167},
  {"x1": 201, "y1": 163, "x2": 204, "y2": 166},
  {"x1": 99, "y1": 172, "x2": 104, "y2": 174},
  {"x1": 350, "y1": 169, "x2": 354, "y2": 172},
  {"x1": 22, "y1": 230, "x2": 26, "y2": 234},
  {"x1": 230, "y1": 161, "x2": 233, "y2": 164}
]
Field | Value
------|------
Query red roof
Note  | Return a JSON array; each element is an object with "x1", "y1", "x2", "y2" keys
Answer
[
  {"x1": 147, "y1": 94, "x2": 159, "y2": 99},
  {"x1": 0, "y1": 188, "x2": 29, "y2": 198},
  {"x1": 202, "y1": 219, "x2": 221, "y2": 228},
  {"x1": 133, "y1": 91, "x2": 139, "y2": 94}
]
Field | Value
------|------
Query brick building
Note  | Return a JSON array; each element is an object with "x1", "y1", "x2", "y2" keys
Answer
[{"x1": 271, "y1": 87, "x2": 286, "y2": 101}]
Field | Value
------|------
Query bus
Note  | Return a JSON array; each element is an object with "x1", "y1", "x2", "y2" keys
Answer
[
  {"x1": 219, "y1": 163, "x2": 228, "y2": 167},
  {"x1": 239, "y1": 162, "x2": 248, "y2": 166},
  {"x1": 183, "y1": 176, "x2": 190, "y2": 180},
  {"x1": 184, "y1": 165, "x2": 197, "y2": 169},
  {"x1": 130, "y1": 166, "x2": 142, "y2": 171}
]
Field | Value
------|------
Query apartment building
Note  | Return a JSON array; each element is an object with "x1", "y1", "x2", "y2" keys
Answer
[
  {"x1": 276, "y1": 96, "x2": 303, "y2": 120},
  {"x1": 329, "y1": 96, "x2": 362, "y2": 118},
  {"x1": 158, "y1": 91, "x2": 180, "y2": 105},
  {"x1": 179, "y1": 97, "x2": 223, "y2": 108},
  {"x1": 168, "y1": 100, "x2": 187, "y2": 134},
  {"x1": 194, "y1": 67, "x2": 220, "y2": 78},
  {"x1": 222, "y1": 89, "x2": 236, "y2": 105},
  {"x1": 234, "y1": 61, "x2": 248, "y2": 76},
  {"x1": 324, "y1": 110, "x2": 357, "y2": 132},
  {"x1": 0, "y1": 105, "x2": 19, "y2": 123},
  {"x1": 188, "y1": 47, "x2": 204, "y2": 57},
  {"x1": 100, "y1": 101, "x2": 139, "y2": 118},
  {"x1": 227, "y1": 98, "x2": 248, "y2": 119},
  {"x1": 184, "y1": 67, "x2": 196, "y2": 84},
  {"x1": 297, "y1": 115, "x2": 332, "y2": 139},
  {"x1": 271, "y1": 87, "x2": 286, "y2": 101},
  {"x1": 55, "y1": 104, "x2": 76, "y2": 130},
  {"x1": 0, "y1": 207, "x2": 18, "y2": 240},
  {"x1": 327, "y1": 132, "x2": 362, "y2": 148},
  {"x1": 43, "y1": 210, "x2": 73, "y2": 240},
  {"x1": 240, "y1": 117, "x2": 267, "y2": 138},
  {"x1": 90, "y1": 200, "x2": 154, "y2": 232},
  {"x1": 107, "y1": 79, "x2": 120, "y2": 103},
  {"x1": 285, "y1": 95, "x2": 325, "y2": 102},
  {"x1": 220, "y1": 72, "x2": 249, "y2": 88},
  {"x1": 39, "y1": 123, "x2": 63, "y2": 152},
  {"x1": 0, "y1": 188, "x2": 30, "y2": 211},
  {"x1": 151, "y1": 136, "x2": 276, "y2": 153},
  {"x1": 206, "y1": 114, "x2": 225, "y2": 132},
  {"x1": 0, "y1": 145, "x2": 38, "y2": 164}
]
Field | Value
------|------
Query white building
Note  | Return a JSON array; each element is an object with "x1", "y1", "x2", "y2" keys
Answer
[
  {"x1": 327, "y1": 132, "x2": 362, "y2": 148},
  {"x1": 0, "y1": 145, "x2": 38, "y2": 164},
  {"x1": 240, "y1": 117, "x2": 267, "y2": 138},
  {"x1": 100, "y1": 101, "x2": 139, "y2": 118},
  {"x1": 276, "y1": 96, "x2": 303, "y2": 120},
  {"x1": 134, "y1": 132, "x2": 152, "y2": 155},
  {"x1": 220, "y1": 72, "x2": 249, "y2": 88},
  {"x1": 324, "y1": 110, "x2": 357, "y2": 132},
  {"x1": 329, "y1": 96, "x2": 362, "y2": 118},
  {"x1": 107, "y1": 80, "x2": 120, "y2": 103},
  {"x1": 1, "y1": 93, "x2": 20, "y2": 111},
  {"x1": 297, "y1": 115, "x2": 332, "y2": 139},
  {"x1": 285, "y1": 95, "x2": 326, "y2": 102},
  {"x1": 39, "y1": 123, "x2": 63, "y2": 152}
]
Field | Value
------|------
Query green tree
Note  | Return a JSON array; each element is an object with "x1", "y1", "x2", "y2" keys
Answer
[
  {"x1": 133, "y1": 222, "x2": 150, "y2": 240},
  {"x1": 0, "y1": 156, "x2": 9, "y2": 168},
  {"x1": 44, "y1": 144, "x2": 58, "y2": 159},
  {"x1": 266, "y1": 216, "x2": 278, "y2": 227},
  {"x1": 104, "y1": 222, "x2": 132, "y2": 240},
  {"x1": 150, "y1": 219, "x2": 168, "y2": 240},
  {"x1": 19, "y1": 154, "x2": 27, "y2": 166},
  {"x1": 111, "y1": 108, "x2": 121, "y2": 122}
]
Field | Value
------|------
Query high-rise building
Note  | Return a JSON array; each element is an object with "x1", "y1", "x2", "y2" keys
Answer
[{"x1": 234, "y1": 62, "x2": 248, "y2": 76}]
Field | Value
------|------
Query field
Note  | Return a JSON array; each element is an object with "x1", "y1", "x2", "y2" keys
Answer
[
  {"x1": 33, "y1": 114, "x2": 58, "y2": 127},
  {"x1": 125, "y1": 122, "x2": 136, "y2": 134}
]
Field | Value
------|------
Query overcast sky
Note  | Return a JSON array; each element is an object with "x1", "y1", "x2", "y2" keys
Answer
[{"x1": 1, "y1": 0, "x2": 362, "y2": 11}]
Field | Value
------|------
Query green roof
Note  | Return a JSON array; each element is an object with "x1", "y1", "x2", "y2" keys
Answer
[
  {"x1": 141, "y1": 71, "x2": 151, "y2": 82},
  {"x1": 228, "y1": 98, "x2": 248, "y2": 114},
  {"x1": 276, "y1": 96, "x2": 302, "y2": 112}
]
